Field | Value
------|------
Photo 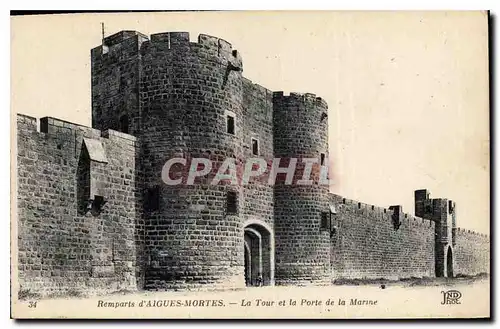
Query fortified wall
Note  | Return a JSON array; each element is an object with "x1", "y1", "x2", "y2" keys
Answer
[
  {"x1": 454, "y1": 229, "x2": 490, "y2": 275},
  {"x1": 15, "y1": 30, "x2": 490, "y2": 298},
  {"x1": 17, "y1": 114, "x2": 143, "y2": 296},
  {"x1": 328, "y1": 194, "x2": 436, "y2": 280}
]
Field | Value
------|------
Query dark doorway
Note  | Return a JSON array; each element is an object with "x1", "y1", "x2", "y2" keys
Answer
[
  {"x1": 243, "y1": 223, "x2": 273, "y2": 286},
  {"x1": 244, "y1": 242, "x2": 251, "y2": 286},
  {"x1": 446, "y1": 246, "x2": 454, "y2": 278},
  {"x1": 119, "y1": 115, "x2": 129, "y2": 134}
]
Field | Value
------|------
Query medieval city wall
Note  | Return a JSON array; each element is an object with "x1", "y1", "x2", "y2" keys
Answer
[
  {"x1": 453, "y1": 228, "x2": 490, "y2": 276},
  {"x1": 16, "y1": 114, "x2": 142, "y2": 297},
  {"x1": 328, "y1": 194, "x2": 436, "y2": 280}
]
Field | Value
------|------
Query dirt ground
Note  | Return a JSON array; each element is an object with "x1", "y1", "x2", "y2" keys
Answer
[{"x1": 12, "y1": 273, "x2": 490, "y2": 319}]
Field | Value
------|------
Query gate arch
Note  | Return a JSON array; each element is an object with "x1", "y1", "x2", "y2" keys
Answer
[
  {"x1": 243, "y1": 219, "x2": 274, "y2": 286},
  {"x1": 446, "y1": 245, "x2": 454, "y2": 278}
]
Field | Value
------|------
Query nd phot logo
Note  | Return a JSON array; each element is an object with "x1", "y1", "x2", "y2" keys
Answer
[{"x1": 441, "y1": 290, "x2": 462, "y2": 305}]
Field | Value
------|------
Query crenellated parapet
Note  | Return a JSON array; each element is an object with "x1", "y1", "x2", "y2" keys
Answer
[
  {"x1": 273, "y1": 91, "x2": 328, "y2": 110},
  {"x1": 142, "y1": 32, "x2": 243, "y2": 70},
  {"x1": 327, "y1": 193, "x2": 436, "y2": 280},
  {"x1": 17, "y1": 114, "x2": 137, "y2": 146},
  {"x1": 456, "y1": 227, "x2": 490, "y2": 239},
  {"x1": 91, "y1": 30, "x2": 148, "y2": 62},
  {"x1": 328, "y1": 193, "x2": 435, "y2": 230}
]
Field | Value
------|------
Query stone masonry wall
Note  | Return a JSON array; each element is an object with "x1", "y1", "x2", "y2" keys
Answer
[
  {"x1": 273, "y1": 92, "x2": 331, "y2": 285},
  {"x1": 328, "y1": 194, "x2": 436, "y2": 280},
  {"x1": 16, "y1": 114, "x2": 142, "y2": 297},
  {"x1": 241, "y1": 79, "x2": 275, "y2": 284},
  {"x1": 454, "y1": 228, "x2": 490, "y2": 276},
  {"x1": 91, "y1": 31, "x2": 149, "y2": 135},
  {"x1": 241, "y1": 78, "x2": 274, "y2": 228},
  {"x1": 139, "y1": 32, "x2": 246, "y2": 290}
]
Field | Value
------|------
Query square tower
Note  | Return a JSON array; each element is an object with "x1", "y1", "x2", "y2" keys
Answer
[
  {"x1": 414, "y1": 189, "x2": 456, "y2": 277},
  {"x1": 91, "y1": 31, "x2": 149, "y2": 135}
]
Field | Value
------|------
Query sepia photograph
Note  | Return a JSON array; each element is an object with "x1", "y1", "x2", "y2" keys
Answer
[{"x1": 10, "y1": 10, "x2": 490, "y2": 319}]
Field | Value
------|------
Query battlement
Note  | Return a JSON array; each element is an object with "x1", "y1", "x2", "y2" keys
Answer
[
  {"x1": 16, "y1": 114, "x2": 137, "y2": 146},
  {"x1": 137, "y1": 31, "x2": 243, "y2": 67},
  {"x1": 150, "y1": 32, "x2": 233, "y2": 54},
  {"x1": 456, "y1": 227, "x2": 489, "y2": 239},
  {"x1": 273, "y1": 91, "x2": 328, "y2": 109},
  {"x1": 94, "y1": 30, "x2": 243, "y2": 68},
  {"x1": 328, "y1": 193, "x2": 434, "y2": 228},
  {"x1": 92, "y1": 30, "x2": 148, "y2": 59},
  {"x1": 103, "y1": 30, "x2": 149, "y2": 47},
  {"x1": 16, "y1": 113, "x2": 38, "y2": 130}
]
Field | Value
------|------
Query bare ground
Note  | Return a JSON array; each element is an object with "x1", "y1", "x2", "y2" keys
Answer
[{"x1": 332, "y1": 272, "x2": 489, "y2": 288}]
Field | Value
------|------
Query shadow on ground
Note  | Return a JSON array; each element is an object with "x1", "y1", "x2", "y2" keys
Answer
[
  {"x1": 332, "y1": 273, "x2": 489, "y2": 288},
  {"x1": 18, "y1": 273, "x2": 490, "y2": 301}
]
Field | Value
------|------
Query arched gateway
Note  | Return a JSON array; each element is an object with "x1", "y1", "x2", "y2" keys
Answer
[
  {"x1": 446, "y1": 245, "x2": 454, "y2": 278},
  {"x1": 243, "y1": 220, "x2": 274, "y2": 286}
]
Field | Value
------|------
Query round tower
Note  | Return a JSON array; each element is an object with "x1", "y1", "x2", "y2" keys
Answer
[
  {"x1": 139, "y1": 32, "x2": 245, "y2": 290},
  {"x1": 272, "y1": 92, "x2": 331, "y2": 285}
]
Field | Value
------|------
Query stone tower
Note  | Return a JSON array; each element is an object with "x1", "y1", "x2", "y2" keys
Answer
[
  {"x1": 272, "y1": 92, "x2": 331, "y2": 285},
  {"x1": 92, "y1": 31, "x2": 246, "y2": 290},
  {"x1": 91, "y1": 31, "x2": 149, "y2": 135},
  {"x1": 415, "y1": 189, "x2": 456, "y2": 277}
]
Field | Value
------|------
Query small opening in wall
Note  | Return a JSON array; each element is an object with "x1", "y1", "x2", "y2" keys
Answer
[
  {"x1": 384, "y1": 209, "x2": 387, "y2": 213},
  {"x1": 77, "y1": 148, "x2": 91, "y2": 215},
  {"x1": 342, "y1": 198, "x2": 346, "y2": 204},
  {"x1": 227, "y1": 191, "x2": 238, "y2": 214},
  {"x1": 371, "y1": 205, "x2": 374, "y2": 210},
  {"x1": 226, "y1": 115, "x2": 235, "y2": 135},
  {"x1": 92, "y1": 195, "x2": 106, "y2": 213},
  {"x1": 320, "y1": 153, "x2": 326, "y2": 166},
  {"x1": 320, "y1": 212, "x2": 329, "y2": 230},
  {"x1": 251, "y1": 138, "x2": 259, "y2": 156},
  {"x1": 40, "y1": 118, "x2": 48, "y2": 133},
  {"x1": 145, "y1": 186, "x2": 160, "y2": 212},
  {"x1": 120, "y1": 115, "x2": 129, "y2": 134},
  {"x1": 358, "y1": 202, "x2": 361, "y2": 209}
]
